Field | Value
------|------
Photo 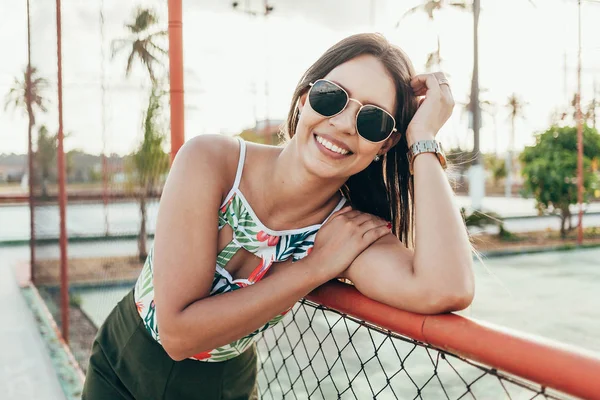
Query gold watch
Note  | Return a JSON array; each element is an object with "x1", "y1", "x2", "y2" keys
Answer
[{"x1": 407, "y1": 140, "x2": 447, "y2": 175}]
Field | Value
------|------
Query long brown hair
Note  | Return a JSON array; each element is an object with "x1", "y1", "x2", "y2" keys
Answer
[{"x1": 283, "y1": 33, "x2": 418, "y2": 248}]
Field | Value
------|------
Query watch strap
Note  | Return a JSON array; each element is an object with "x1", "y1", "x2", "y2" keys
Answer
[{"x1": 407, "y1": 140, "x2": 447, "y2": 175}]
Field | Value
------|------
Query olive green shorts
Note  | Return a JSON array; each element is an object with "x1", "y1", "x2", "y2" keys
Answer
[{"x1": 82, "y1": 288, "x2": 258, "y2": 400}]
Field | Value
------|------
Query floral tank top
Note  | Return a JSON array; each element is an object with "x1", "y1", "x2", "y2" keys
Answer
[{"x1": 134, "y1": 138, "x2": 347, "y2": 362}]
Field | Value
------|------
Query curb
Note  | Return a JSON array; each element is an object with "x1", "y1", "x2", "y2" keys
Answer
[
  {"x1": 479, "y1": 242, "x2": 600, "y2": 258},
  {"x1": 20, "y1": 284, "x2": 85, "y2": 399},
  {"x1": 0, "y1": 233, "x2": 154, "y2": 247},
  {"x1": 502, "y1": 211, "x2": 600, "y2": 221}
]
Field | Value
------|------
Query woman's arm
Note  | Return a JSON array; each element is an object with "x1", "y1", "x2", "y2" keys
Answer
[
  {"x1": 341, "y1": 72, "x2": 474, "y2": 314},
  {"x1": 341, "y1": 153, "x2": 474, "y2": 315}
]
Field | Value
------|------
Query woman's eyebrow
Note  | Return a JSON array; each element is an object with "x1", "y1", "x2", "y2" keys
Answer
[{"x1": 330, "y1": 78, "x2": 394, "y2": 114}]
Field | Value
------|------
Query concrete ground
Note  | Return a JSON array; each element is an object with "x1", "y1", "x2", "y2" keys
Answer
[{"x1": 0, "y1": 246, "x2": 66, "y2": 400}]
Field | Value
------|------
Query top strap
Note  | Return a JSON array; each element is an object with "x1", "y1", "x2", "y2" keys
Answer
[
  {"x1": 323, "y1": 196, "x2": 347, "y2": 224},
  {"x1": 232, "y1": 138, "x2": 246, "y2": 192},
  {"x1": 220, "y1": 138, "x2": 247, "y2": 208}
]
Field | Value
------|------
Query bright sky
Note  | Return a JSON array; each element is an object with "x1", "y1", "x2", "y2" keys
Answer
[{"x1": 0, "y1": 0, "x2": 599, "y2": 156}]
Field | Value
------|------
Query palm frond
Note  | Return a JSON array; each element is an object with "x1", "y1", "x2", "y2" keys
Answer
[
  {"x1": 395, "y1": 4, "x2": 424, "y2": 27},
  {"x1": 449, "y1": 2, "x2": 469, "y2": 10},
  {"x1": 125, "y1": 47, "x2": 137, "y2": 77},
  {"x1": 111, "y1": 38, "x2": 131, "y2": 59},
  {"x1": 147, "y1": 40, "x2": 168, "y2": 56}
]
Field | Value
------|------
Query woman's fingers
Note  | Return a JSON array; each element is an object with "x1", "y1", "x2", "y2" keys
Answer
[
  {"x1": 362, "y1": 224, "x2": 392, "y2": 244},
  {"x1": 433, "y1": 72, "x2": 454, "y2": 103},
  {"x1": 411, "y1": 72, "x2": 455, "y2": 111},
  {"x1": 411, "y1": 73, "x2": 441, "y2": 97}
]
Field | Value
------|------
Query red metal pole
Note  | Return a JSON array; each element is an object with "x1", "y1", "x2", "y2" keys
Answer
[
  {"x1": 168, "y1": 0, "x2": 184, "y2": 162},
  {"x1": 55, "y1": 0, "x2": 69, "y2": 342},
  {"x1": 576, "y1": 0, "x2": 584, "y2": 245},
  {"x1": 26, "y1": 0, "x2": 36, "y2": 282}
]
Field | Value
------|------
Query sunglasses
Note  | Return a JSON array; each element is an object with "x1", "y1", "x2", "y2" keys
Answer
[{"x1": 307, "y1": 79, "x2": 397, "y2": 143}]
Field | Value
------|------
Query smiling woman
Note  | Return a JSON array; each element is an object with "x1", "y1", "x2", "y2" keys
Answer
[{"x1": 82, "y1": 32, "x2": 474, "y2": 400}]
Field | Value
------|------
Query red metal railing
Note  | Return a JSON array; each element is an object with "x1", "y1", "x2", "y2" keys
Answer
[{"x1": 255, "y1": 280, "x2": 600, "y2": 399}]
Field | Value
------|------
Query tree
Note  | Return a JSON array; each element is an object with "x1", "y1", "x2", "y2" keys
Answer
[
  {"x1": 425, "y1": 37, "x2": 443, "y2": 72},
  {"x1": 4, "y1": 66, "x2": 49, "y2": 126},
  {"x1": 127, "y1": 86, "x2": 170, "y2": 260},
  {"x1": 459, "y1": 88, "x2": 497, "y2": 151},
  {"x1": 397, "y1": 0, "x2": 468, "y2": 22},
  {"x1": 397, "y1": 1, "x2": 468, "y2": 73},
  {"x1": 520, "y1": 125, "x2": 600, "y2": 238},
  {"x1": 484, "y1": 153, "x2": 506, "y2": 186},
  {"x1": 34, "y1": 125, "x2": 73, "y2": 198},
  {"x1": 4, "y1": 66, "x2": 50, "y2": 201},
  {"x1": 113, "y1": 7, "x2": 169, "y2": 257},
  {"x1": 111, "y1": 7, "x2": 168, "y2": 84},
  {"x1": 505, "y1": 93, "x2": 527, "y2": 197},
  {"x1": 35, "y1": 125, "x2": 56, "y2": 198},
  {"x1": 586, "y1": 97, "x2": 598, "y2": 130}
]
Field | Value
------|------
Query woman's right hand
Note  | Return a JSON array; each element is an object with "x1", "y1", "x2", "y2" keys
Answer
[{"x1": 309, "y1": 206, "x2": 392, "y2": 282}]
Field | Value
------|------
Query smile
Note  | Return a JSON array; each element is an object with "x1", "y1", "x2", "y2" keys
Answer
[{"x1": 314, "y1": 134, "x2": 351, "y2": 156}]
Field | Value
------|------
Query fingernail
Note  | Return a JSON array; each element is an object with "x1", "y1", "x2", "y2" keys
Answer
[{"x1": 386, "y1": 222, "x2": 392, "y2": 230}]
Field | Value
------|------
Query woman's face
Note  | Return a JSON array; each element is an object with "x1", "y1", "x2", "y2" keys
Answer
[{"x1": 296, "y1": 54, "x2": 397, "y2": 179}]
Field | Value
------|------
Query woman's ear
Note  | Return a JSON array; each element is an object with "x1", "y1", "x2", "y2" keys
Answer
[
  {"x1": 379, "y1": 132, "x2": 403, "y2": 156},
  {"x1": 297, "y1": 93, "x2": 308, "y2": 114}
]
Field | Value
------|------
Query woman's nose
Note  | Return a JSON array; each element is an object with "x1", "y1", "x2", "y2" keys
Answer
[{"x1": 328, "y1": 99, "x2": 360, "y2": 136}]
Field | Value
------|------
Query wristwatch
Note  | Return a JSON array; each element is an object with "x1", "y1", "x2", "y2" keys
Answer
[{"x1": 407, "y1": 140, "x2": 447, "y2": 175}]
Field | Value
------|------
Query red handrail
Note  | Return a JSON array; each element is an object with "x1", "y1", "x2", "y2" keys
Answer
[{"x1": 307, "y1": 280, "x2": 600, "y2": 400}]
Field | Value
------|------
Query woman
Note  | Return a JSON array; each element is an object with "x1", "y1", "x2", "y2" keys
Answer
[{"x1": 82, "y1": 32, "x2": 474, "y2": 399}]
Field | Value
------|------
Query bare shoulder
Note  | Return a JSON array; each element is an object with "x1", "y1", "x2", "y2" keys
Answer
[{"x1": 169, "y1": 134, "x2": 243, "y2": 198}]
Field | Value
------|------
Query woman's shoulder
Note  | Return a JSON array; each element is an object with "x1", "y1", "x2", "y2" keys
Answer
[
  {"x1": 169, "y1": 135, "x2": 244, "y2": 195},
  {"x1": 171, "y1": 135, "x2": 278, "y2": 198},
  {"x1": 177, "y1": 134, "x2": 239, "y2": 161}
]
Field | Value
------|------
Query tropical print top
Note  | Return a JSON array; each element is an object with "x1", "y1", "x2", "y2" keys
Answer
[{"x1": 134, "y1": 138, "x2": 347, "y2": 362}]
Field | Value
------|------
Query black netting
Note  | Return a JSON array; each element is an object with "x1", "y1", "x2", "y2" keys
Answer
[{"x1": 256, "y1": 298, "x2": 573, "y2": 400}]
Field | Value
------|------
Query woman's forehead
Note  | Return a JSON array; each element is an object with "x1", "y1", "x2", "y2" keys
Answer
[{"x1": 324, "y1": 55, "x2": 396, "y2": 114}]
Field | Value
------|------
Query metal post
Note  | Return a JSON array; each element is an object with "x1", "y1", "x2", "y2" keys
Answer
[
  {"x1": 576, "y1": 0, "x2": 584, "y2": 245},
  {"x1": 26, "y1": 0, "x2": 36, "y2": 282},
  {"x1": 168, "y1": 0, "x2": 185, "y2": 162},
  {"x1": 56, "y1": 0, "x2": 69, "y2": 342},
  {"x1": 468, "y1": 0, "x2": 484, "y2": 210},
  {"x1": 263, "y1": 0, "x2": 272, "y2": 143},
  {"x1": 100, "y1": 0, "x2": 109, "y2": 236}
]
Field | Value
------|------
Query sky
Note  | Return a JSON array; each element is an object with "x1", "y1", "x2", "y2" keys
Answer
[{"x1": 0, "y1": 0, "x2": 599, "y2": 156}]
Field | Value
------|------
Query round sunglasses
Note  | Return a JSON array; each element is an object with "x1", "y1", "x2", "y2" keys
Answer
[{"x1": 307, "y1": 79, "x2": 397, "y2": 143}]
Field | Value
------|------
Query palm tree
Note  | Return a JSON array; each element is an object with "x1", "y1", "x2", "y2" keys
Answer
[
  {"x1": 459, "y1": 88, "x2": 496, "y2": 152},
  {"x1": 586, "y1": 98, "x2": 598, "y2": 130},
  {"x1": 112, "y1": 7, "x2": 169, "y2": 258},
  {"x1": 35, "y1": 125, "x2": 55, "y2": 198},
  {"x1": 33, "y1": 125, "x2": 73, "y2": 199},
  {"x1": 588, "y1": 80, "x2": 598, "y2": 130},
  {"x1": 111, "y1": 7, "x2": 168, "y2": 84},
  {"x1": 4, "y1": 66, "x2": 49, "y2": 126},
  {"x1": 397, "y1": 1, "x2": 468, "y2": 72},
  {"x1": 505, "y1": 93, "x2": 526, "y2": 197},
  {"x1": 425, "y1": 37, "x2": 443, "y2": 72},
  {"x1": 4, "y1": 65, "x2": 50, "y2": 202},
  {"x1": 127, "y1": 86, "x2": 170, "y2": 260},
  {"x1": 397, "y1": 0, "x2": 468, "y2": 23}
]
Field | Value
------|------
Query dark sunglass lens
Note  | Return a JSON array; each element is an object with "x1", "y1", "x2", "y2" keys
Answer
[
  {"x1": 356, "y1": 106, "x2": 395, "y2": 142},
  {"x1": 309, "y1": 80, "x2": 347, "y2": 117}
]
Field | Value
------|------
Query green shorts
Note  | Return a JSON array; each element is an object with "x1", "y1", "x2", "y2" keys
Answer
[{"x1": 82, "y1": 288, "x2": 258, "y2": 400}]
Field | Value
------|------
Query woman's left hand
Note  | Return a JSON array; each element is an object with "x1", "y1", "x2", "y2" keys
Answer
[{"x1": 406, "y1": 72, "x2": 455, "y2": 146}]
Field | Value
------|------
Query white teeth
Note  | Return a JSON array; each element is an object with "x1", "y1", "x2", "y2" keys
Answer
[{"x1": 315, "y1": 135, "x2": 349, "y2": 155}]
